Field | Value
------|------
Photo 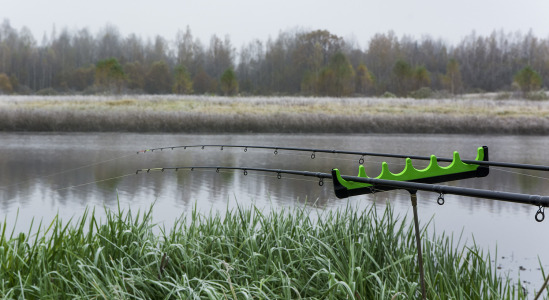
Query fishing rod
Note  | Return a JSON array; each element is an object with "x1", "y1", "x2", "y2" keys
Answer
[
  {"x1": 135, "y1": 155, "x2": 549, "y2": 299},
  {"x1": 135, "y1": 166, "x2": 549, "y2": 222},
  {"x1": 137, "y1": 144, "x2": 549, "y2": 172}
]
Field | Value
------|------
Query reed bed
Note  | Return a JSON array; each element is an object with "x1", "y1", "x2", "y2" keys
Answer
[
  {"x1": 1, "y1": 95, "x2": 548, "y2": 134},
  {"x1": 0, "y1": 202, "x2": 536, "y2": 299}
]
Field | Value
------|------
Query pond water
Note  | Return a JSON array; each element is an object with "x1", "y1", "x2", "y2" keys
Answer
[{"x1": 1, "y1": 132, "x2": 548, "y2": 294}]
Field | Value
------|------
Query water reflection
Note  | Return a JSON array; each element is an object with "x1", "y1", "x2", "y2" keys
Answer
[
  {"x1": 2, "y1": 133, "x2": 549, "y2": 216},
  {"x1": 1, "y1": 132, "x2": 549, "y2": 292}
]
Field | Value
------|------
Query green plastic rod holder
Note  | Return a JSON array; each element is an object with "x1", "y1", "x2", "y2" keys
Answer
[{"x1": 332, "y1": 146, "x2": 489, "y2": 198}]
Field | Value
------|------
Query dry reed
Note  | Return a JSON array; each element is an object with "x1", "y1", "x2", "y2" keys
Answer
[{"x1": 1, "y1": 95, "x2": 548, "y2": 134}]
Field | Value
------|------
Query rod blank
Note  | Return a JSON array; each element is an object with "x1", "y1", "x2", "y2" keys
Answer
[
  {"x1": 136, "y1": 166, "x2": 549, "y2": 208},
  {"x1": 138, "y1": 144, "x2": 549, "y2": 172}
]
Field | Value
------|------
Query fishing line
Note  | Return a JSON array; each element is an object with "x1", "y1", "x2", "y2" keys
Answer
[
  {"x1": 476, "y1": 167, "x2": 549, "y2": 198},
  {"x1": 54, "y1": 173, "x2": 136, "y2": 192},
  {"x1": 138, "y1": 143, "x2": 458, "y2": 181},
  {"x1": 136, "y1": 145, "x2": 544, "y2": 204},
  {"x1": 166, "y1": 167, "x2": 350, "y2": 210},
  {"x1": 170, "y1": 166, "x2": 322, "y2": 186},
  {"x1": 2, "y1": 172, "x2": 137, "y2": 206},
  {"x1": 222, "y1": 168, "x2": 322, "y2": 186},
  {"x1": 0, "y1": 153, "x2": 136, "y2": 190},
  {"x1": 289, "y1": 151, "x2": 398, "y2": 168},
  {"x1": 136, "y1": 166, "x2": 549, "y2": 204},
  {"x1": 166, "y1": 163, "x2": 520, "y2": 212},
  {"x1": 169, "y1": 168, "x2": 323, "y2": 204},
  {"x1": 491, "y1": 167, "x2": 549, "y2": 181}
]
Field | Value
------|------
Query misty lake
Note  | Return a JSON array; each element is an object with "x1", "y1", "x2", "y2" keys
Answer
[{"x1": 1, "y1": 132, "x2": 548, "y2": 292}]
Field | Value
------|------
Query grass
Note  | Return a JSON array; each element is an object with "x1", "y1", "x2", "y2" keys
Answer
[
  {"x1": 1, "y1": 95, "x2": 549, "y2": 134},
  {"x1": 0, "y1": 201, "x2": 539, "y2": 299}
]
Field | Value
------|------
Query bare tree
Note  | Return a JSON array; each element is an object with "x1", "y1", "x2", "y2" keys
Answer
[
  {"x1": 96, "y1": 24, "x2": 122, "y2": 60},
  {"x1": 1, "y1": 20, "x2": 548, "y2": 96}
]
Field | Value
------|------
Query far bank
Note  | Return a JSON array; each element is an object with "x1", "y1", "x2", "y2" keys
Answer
[{"x1": 1, "y1": 95, "x2": 548, "y2": 134}]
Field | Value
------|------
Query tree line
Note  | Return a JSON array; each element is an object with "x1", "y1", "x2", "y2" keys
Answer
[{"x1": 0, "y1": 19, "x2": 547, "y2": 97}]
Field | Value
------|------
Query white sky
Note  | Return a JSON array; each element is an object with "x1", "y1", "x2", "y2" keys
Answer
[{"x1": 2, "y1": 0, "x2": 549, "y2": 49}]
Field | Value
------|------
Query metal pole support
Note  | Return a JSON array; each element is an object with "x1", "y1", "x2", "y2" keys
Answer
[{"x1": 410, "y1": 190, "x2": 427, "y2": 300}]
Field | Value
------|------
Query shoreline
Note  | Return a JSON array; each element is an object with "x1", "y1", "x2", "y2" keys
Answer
[{"x1": 1, "y1": 95, "x2": 548, "y2": 134}]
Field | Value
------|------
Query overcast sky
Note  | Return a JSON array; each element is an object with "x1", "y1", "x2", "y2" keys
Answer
[{"x1": 2, "y1": 0, "x2": 549, "y2": 48}]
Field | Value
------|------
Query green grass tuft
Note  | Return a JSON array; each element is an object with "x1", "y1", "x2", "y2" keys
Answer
[{"x1": 0, "y1": 202, "x2": 537, "y2": 299}]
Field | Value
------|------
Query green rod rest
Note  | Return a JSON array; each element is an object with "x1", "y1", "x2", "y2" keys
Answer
[{"x1": 332, "y1": 146, "x2": 489, "y2": 199}]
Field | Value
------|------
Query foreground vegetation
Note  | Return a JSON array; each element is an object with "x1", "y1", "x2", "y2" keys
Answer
[
  {"x1": 1, "y1": 95, "x2": 549, "y2": 134},
  {"x1": 0, "y1": 202, "x2": 537, "y2": 299}
]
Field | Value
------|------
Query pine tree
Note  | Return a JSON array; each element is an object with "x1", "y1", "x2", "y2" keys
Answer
[
  {"x1": 94, "y1": 58, "x2": 125, "y2": 93},
  {"x1": 513, "y1": 66, "x2": 542, "y2": 95},
  {"x1": 220, "y1": 68, "x2": 238, "y2": 96}
]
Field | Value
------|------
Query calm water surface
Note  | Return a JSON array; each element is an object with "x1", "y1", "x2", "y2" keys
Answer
[{"x1": 1, "y1": 132, "x2": 548, "y2": 293}]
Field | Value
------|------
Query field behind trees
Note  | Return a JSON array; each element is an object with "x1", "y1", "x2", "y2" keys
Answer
[{"x1": 0, "y1": 19, "x2": 547, "y2": 98}]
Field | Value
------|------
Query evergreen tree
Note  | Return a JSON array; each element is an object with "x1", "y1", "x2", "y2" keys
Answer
[
  {"x1": 393, "y1": 59, "x2": 412, "y2": 96},
  {"x1": 413, "y1": 66, "x2": 431, "y2": 90},
  {"x1": 94, "y1": 58, "x2": 125, "y2": 93},
  {"x1": 172, "y1": 64, "x2": 193, "y2": 94},
  {"x1": 513, "y1": 66, "x2": 542, "y2": 94},
  {"x1": 220, "y1": 68, "x2": 238, "y2": 96}
]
